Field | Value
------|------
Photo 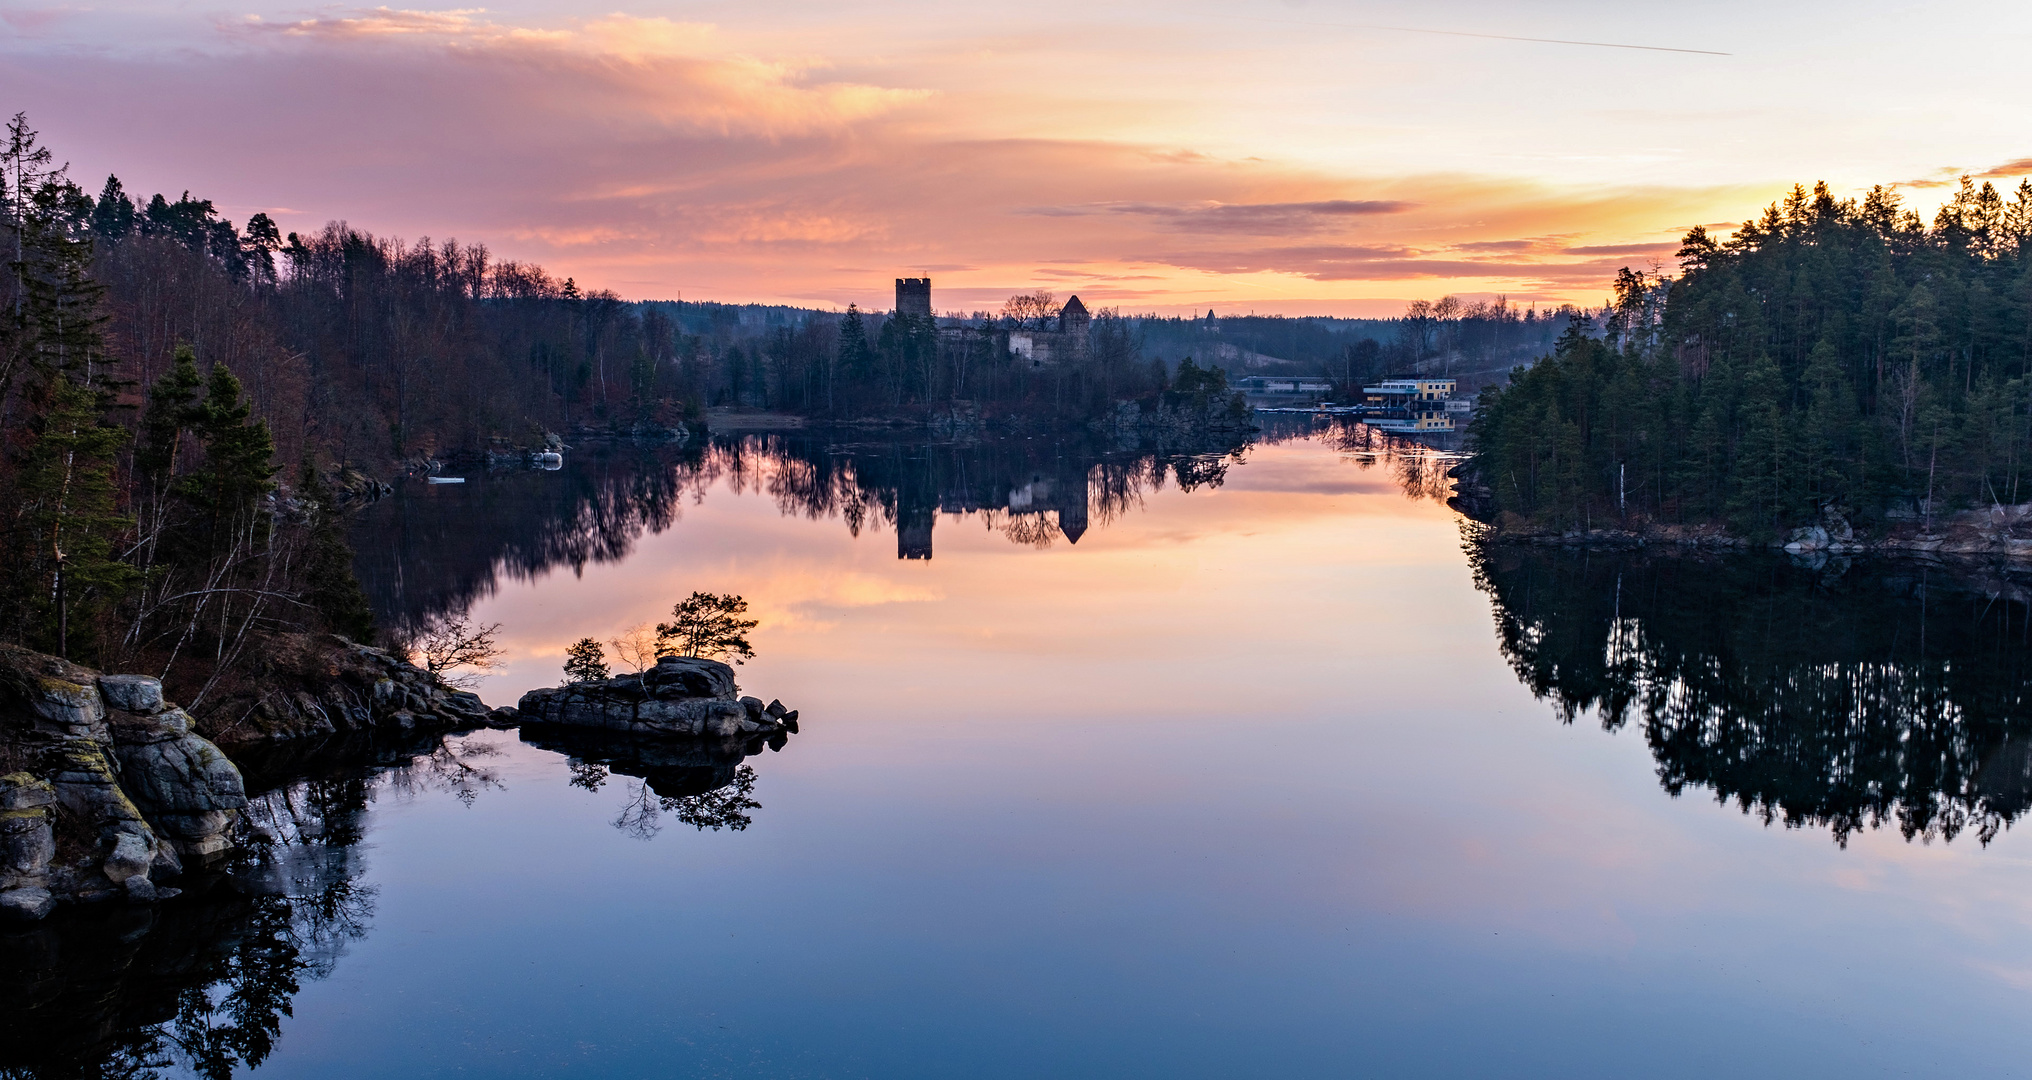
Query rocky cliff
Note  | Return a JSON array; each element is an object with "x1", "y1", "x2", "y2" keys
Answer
[{"x1": 0, "y1": 649, "x2": 247, "y2": 922}]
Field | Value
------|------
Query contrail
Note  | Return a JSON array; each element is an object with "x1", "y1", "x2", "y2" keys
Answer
[{"x1": 1213, "y1": 14, "x2": 1732, "y2": 56}]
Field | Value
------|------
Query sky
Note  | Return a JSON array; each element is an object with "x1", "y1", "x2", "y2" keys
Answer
[{"x1": 0, "y1": 1, "x2": 2027, "y2": 315}]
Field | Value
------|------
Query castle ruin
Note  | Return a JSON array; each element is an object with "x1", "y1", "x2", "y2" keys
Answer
[{"x1": 893, "y1": 277, "x2": 1090, "y2": 369}]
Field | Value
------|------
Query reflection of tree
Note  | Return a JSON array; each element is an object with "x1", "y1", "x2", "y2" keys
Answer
[
  {"x1": 351, "y1": 429, "x2": 1258, "y2": 630},
  {"x1": 0, "y1": 741, "x2": 425, "y2": 1079},
  {"x1": 1472, "y1": 542, "x2": 2032, "y2": 845},
  {"x1": 522, "y1": 726, "x2": 778, "y2": 840},
  {"x1": 1259, "y1": 415, "x2": 1460, "y2": 502},
  {"x1": 383, "y1": 736, "x2": 505, "y2": 807},
  {"x1": 612, "y1": 767, "x2": 761, "y2": 839},
  {"x1": 997, "y1": 511, "x2": 1063, "y2": 549}
]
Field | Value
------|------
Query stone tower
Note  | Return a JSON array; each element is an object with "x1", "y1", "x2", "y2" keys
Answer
[
  {"x1": 1059, "y1": 294, "x2": 1091, "y2": 361},
  {"x1": 895, "y1": 278, "x2": 932, "y2": 318}
]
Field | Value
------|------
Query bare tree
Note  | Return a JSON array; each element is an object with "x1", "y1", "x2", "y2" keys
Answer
[
  {"x1": 607, "y1": 623, "x2": 662, "y2": 674},
  {"x1": 410, "y1": 614, "x2": 503, "y2": 688},
  {"x1": 1001, "y1": 291, "x2": 1058, "y2": 328}
]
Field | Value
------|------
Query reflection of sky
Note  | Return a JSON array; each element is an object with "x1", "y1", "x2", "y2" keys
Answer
[{"x1": 263, "y1": 439, "x2": 2032, "y2": 1076}]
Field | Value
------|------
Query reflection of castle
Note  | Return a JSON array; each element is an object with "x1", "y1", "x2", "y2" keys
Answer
[
  {"x1": 352, "y1": 433, "x2": 1250, "y2": 628},
  {"x1": 895, "y1": 278, "x2": 1091, "y2": 370},
  {"x1": 898, "y1": 461, "x2": 1092, "y2": 560}
]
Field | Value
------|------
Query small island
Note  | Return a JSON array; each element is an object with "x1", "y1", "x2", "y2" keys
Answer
[{"x1": 515, "y1": 653, "x2": 799, "y2": 740}]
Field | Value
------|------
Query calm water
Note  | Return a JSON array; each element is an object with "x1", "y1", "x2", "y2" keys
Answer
[{"x1": 11, "y1": 425, "x2": 2032, "y2": 1078}]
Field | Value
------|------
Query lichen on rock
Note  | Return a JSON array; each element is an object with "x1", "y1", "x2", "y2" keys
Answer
[{"x1": 0, "y1": 649, "x2": 251, "y2": 921}]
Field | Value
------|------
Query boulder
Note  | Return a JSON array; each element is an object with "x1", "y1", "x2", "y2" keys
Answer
[
  {"x1": 1784, "y1": 526, "x2": 1830, "y2": 553},
  {"x1": 643, "y1": 655, "x2": 738, "y2": 700},
  {"x1": 110, "y1": 716, "x2": 247, "y2": 861},
  {"x1": 121, "y1": 874, "x2": 157, "y2": 903},
  {"x1": 103, "y1": 833, "x2": 154, "y2": 885},
  {"x1": 97, "y1": 674, "x2": 164, "y2": 714},
  {"x1": 0, "y1": 886, "x2": 53, "y2": 921},
  {"x1": 30, "y1": 677, "x2": 104, "y2": 738}
]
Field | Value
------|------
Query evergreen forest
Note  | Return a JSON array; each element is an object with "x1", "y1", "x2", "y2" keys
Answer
[{"x1": 1467, "y1": 178, "x2": 2032, "y2": 536}]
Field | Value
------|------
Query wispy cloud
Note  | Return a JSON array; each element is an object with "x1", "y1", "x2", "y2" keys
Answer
[
  {"x1": 1024, "y1": 199, "x2": 1412, "y2": 235},
  {"x1": 1975, "y1": 158, "x2": 2032, "y2": 180},
  {"x1": 0, "y1": 4, "x2": 1816, "y2": 312},
  {"x1": 1561, "y1": 242, "x2": 1678, "y2": 256}
]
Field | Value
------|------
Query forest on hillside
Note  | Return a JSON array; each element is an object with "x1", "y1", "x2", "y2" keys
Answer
[{"x1": 1467, "y1": 178, "x2": 2032, "y2": 537}]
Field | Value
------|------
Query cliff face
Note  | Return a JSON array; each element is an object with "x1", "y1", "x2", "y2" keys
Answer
[
  {"x1": 0, "y1": 649, "x2": 247, "y2": 922},
  {"x1": 0, "y1": 632, "x2": 498, "y2": 923}
]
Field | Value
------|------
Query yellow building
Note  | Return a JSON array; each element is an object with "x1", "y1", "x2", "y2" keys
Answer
[{"x1": 1361, "y1": 378, "x2": 1456, "y2": 405}]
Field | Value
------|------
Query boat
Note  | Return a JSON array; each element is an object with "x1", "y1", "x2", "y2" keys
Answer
[{"x1": 427, "y1": 476, "x2": 465, "y2": 484}]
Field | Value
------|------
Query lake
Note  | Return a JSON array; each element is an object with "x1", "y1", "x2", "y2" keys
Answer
[{"x1": 9, "y1": 422, "x2": 2032, "y2": 1078}]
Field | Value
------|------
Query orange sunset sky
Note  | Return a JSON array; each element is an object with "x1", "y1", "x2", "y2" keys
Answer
[{"x1": 0, "y1": 0, "x2": 2026, "y2": 315}]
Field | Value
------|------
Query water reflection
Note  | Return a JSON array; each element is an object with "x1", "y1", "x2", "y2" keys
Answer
[
  {"x1": 1472, "y1": 542, "x2": 2032, "y2": 845},
  {"x1": 1257, "y1": 413, "x2": 1463, "y2": 502},
  {"x1": 0, "y1": 732, "x2": 508, "y2": 1079},
  {"x1": 352, "y1": 423, "x2": 1483, "y2": 638},
  {"x1": 523, "y1": 725, "x2": 778, "y2": 838},
  {"x1": 353, "y1": 432, "x2": 1254, "y2": 634}
]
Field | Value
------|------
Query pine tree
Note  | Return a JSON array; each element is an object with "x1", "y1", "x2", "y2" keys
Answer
[
  {"x1": 839, "y1": 305, "x2": 872, "y2": 381},
  {"x1": 655, "y1": 592, "x2": 757, "y2": 663},
  {"x1": 5, "y1": 374, "x2": 137, "y2": 658},
  {"x1": 133, "y1": 346, "x2": 205, "y2": 574},
  {"x1": 90, "y1": 174, "x2": 135, "y2": 242},
  {"x1": 563, "y1": 638, "x2": 609, "y2": 683},
  {"x1": 297, "y1": 459, "x2": 377, "y2": 642},
  {"x1": 174, "y1": 360, "x2": 278, "y2": 557},
  {"x1": 14, "y1": 174, "x2": 108, "y2": 391}
]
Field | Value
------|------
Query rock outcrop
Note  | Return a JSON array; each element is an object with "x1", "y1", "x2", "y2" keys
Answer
[
  {"x1": 0, "y1": 648, "x2": 249, "y2": 921},
  {"x1": 517, "y1": 655, "x2": 799, "y2": 740},
  {"x1": 193, "y1": 633, "x2": 495, "y2": 748}
]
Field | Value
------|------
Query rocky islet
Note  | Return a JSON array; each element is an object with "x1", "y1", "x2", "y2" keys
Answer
[{"x1": 515, "y1": 654, "x2": 799, "y2": 740}]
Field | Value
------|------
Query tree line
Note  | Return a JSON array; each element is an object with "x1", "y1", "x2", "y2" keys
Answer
[{"x1": 1467, "y1": 177, "x2": 2032, "y2": 536}]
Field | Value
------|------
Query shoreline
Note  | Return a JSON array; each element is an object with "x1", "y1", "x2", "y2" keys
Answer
[{"x1": 1468, "y1": 520, "x2": 2032, "y2": 563}]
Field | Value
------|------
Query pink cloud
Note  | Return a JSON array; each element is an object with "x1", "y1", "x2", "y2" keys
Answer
[{"x1": 0, "y1": 10, "x2": 1761, "y2": 312}]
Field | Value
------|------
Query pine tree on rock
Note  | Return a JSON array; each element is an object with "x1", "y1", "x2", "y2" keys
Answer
[{"x1": 563, "y1": 638, "x2": 609, "y2": 683}]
